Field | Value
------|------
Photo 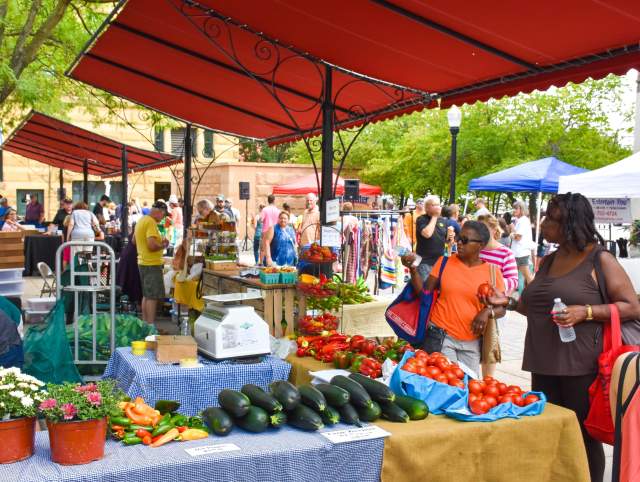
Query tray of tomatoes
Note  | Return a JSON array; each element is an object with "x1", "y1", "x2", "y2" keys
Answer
[{"x1": 399, "y1": 350, "x2": 466, "y2": 389}]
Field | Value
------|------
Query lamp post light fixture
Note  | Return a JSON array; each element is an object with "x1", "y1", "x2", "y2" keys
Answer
[{"x1": 447, "y1": 105, "x2": 462, "y2": 205}]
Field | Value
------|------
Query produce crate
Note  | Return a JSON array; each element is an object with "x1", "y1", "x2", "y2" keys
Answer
[
  {"x1": 259, "y1": 271, "x2": 281, "y2": 285},
  {"x1": 279, "y1": 271, "x2": 298, "y2": 284}
]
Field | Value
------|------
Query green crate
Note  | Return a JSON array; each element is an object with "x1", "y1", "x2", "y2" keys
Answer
[
  {"x1": 259, "y1": 271, "x2": 281, "y2": 284},
  {"x1": 279, "y1": 271, "x2": 298, "y2": 284}
]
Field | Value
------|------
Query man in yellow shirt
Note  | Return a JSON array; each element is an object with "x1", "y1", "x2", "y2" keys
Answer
[{"x1": 134, "y1": 201, "x2": 169, "y2": 325}]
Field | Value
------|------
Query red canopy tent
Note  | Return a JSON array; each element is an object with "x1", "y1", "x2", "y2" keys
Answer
[{"x1": 272, "y1": 174, "x2": 381, "y2": 196}]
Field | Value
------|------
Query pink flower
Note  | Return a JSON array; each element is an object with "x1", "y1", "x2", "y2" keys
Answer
[
  {"x1": 39, "y1": 398, "x2": 57, "y2": 410},
  {"x1": 61, "y1": 403, "x2": 77, "y2": 420},
  {"x1": 86, "y1": 392, "x2": 101, "y2": 406},
  {"x1": 75, "y1": 383, "x2": 97, "y2": 393}
]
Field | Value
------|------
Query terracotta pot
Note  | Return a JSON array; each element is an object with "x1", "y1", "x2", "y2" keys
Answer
[
  {"x1": 0, "y1": 417, "x2": 36, "y2": 464},
  {"x1": 46, "y1": 417, "x2": 107, "y2": 465}
]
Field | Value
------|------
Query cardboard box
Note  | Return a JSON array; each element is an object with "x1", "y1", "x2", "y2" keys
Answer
[{"x1": 155, "y1": 335, "x2": 198, "y2": 363}]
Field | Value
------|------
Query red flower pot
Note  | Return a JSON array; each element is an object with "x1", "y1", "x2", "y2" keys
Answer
[
  {"x1": 0, "y1": 417, "x2": 36, "y2": 463},
  {"x1": 47, "y1": 417, "x2": 107, "y2": 465}
]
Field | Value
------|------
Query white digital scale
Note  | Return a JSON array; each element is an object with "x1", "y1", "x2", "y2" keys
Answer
[{"x1": 194, "y1": 293, "x2": 271, "y2": 360}]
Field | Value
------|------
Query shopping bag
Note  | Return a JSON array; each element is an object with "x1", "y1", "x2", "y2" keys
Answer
[
  {"x1": 584, "y1": 304, "x2": 640, "y2": 445},
  {"x1": 444, "y1": 389, "x2": 546, "y2": 422},
  {"x1": 389, "y1": 350, "x2": 466, "y2": 414},
  {"x1": 385, "y1": 257, "x2": 448, "y2": 345},
  {"x1": 481, "y1": 264, "x2": 501, "y2": 364}
]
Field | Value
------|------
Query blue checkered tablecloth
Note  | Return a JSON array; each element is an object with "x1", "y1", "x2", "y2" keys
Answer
[
  {"x1": 5, "y1": 425, "x2": 383, "y2": 482},
  {"x1": 103, "y1": 348, "x2": 291, "y2": 415}
]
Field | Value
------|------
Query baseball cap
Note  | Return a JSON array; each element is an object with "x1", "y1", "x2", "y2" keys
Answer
[
  {"x1": 152, "y1": 201, "x2": 168, "y2": 212},
  {"x1": 216, "y1": 194, "x2": 225, "y2": 201}
]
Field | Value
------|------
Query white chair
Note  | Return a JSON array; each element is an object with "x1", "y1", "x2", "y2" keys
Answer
[{"x1": 37, "y1": 261, "x2": 56, "y2": 297}]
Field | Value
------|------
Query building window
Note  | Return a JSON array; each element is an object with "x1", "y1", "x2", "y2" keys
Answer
[
  {"x1": 170, "y1": 128, "x2": 198, "y2": 158},
  {"x1": 203, "y1": 130, "x2": 214, "y2": 158},
  {"x1": 154, "y1": 128, "x2": 165, "y2": 152}
]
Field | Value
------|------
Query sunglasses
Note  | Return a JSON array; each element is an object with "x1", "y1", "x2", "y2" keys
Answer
[{"x1": 456, "y1": 235, "x2": 483, "y2": 245}]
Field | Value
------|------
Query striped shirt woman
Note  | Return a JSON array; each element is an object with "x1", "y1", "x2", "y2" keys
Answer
[{"x1": 477, "y1": 214, "x2": 519, "y2": 294}]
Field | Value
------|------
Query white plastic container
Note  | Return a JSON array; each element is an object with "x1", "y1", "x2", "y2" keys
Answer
[
  {"x1": 26, "y1": 297, "x2": 56, "y2": 311},
  {"x1": 0, "y1": 279, "x2": 24, "y2": 296},
  {"x1": 0, "y1": 268, "x2": 22, "y2": 282}
]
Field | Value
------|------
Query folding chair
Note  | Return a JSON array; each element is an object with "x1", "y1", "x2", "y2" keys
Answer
[{"x1": 37, "y1": 262, "x2": 56, "y2": 297}]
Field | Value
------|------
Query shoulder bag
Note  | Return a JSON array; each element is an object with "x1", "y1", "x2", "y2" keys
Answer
[{"x1": 482, "y1": 264, "x2": 502, "y2": 364}]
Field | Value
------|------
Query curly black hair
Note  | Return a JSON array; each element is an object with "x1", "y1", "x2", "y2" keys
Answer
[
  {"x1": 547, "y1": 193, "x2": 604, "y2": 251},
  {"x1": 462, "y1": 220, "x2": 491, "y2": 246}
]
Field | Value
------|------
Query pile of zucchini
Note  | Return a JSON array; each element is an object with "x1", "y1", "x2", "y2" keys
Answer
[{"x1": 202, "y1": 375, "x2": 428, "y2": 436}]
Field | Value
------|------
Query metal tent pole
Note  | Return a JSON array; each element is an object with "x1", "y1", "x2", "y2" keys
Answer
[
  {"x1": 535, "y1": 191, "x2": 542, "y2": 246},
  {"x1": 83, "y1": 159, "x2": 89, "y2": 203},
  {"x1": 183, "y1": 124, "x2": 193, "y2": 238},
  {"x1": 320, "y1": 65, "x2": 334, "y2": 226},
  {"x1": 121, "y1": 146, "x2": 129, "y2": 241}
]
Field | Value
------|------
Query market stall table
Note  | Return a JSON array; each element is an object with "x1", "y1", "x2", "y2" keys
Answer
[
  {"x1": 104, "y1": 348, "x2": 291, "y2": 416},
  {"x1": 2, "y1": 425, "x2": 383, "y2": 482},
  {"x1": 287, "y1": 356, "x2": 590, "y2": 482},
  {"x1": 23, "y1": 233, "x2": 62, "y2": 276},
  {"x1": 202, "y1": 269, "x2": 298, "y2": 337}
]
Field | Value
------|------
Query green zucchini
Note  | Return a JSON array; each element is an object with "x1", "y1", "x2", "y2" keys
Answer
[
  {"x1": 349, "y1": 373, "x2": 396, "y2": 403},
  {"x1": 380, "y1": 401, "x2": 410, "y2": 423},
  {"x1": 154, "y1": 400, "x2": 181, "y2": 414},
  {"x1": 338, "y1": 403, "x2": 362, "y2": 427},
  {"x1": 218, "y1": 389, "x2": 251, "y2": 418},
  {"x1": 298, "y1": 384, "x2": 327, "y2": 412},
  {"x1": 235, "y1": 406, "x2": 270, "y2": 433},
  {"x1": 320, "y1": 405, "x2": 340, "y2": 425},
  {"x1": 269, "y1": 411, "x2": 287, "y2": 428},
  {"x1": 202, "y1": 407, "x2": 234, "y2": 436},
  {"x1": 394, "y1": 395, "x2": 429, "y2": 421},
  {"x1": 241, "y1": 384, "x2": 283, "y2": 413},
  {"x1": 331, "y1": 375, "x2": 373, "y2": 409},
  {"x1": 357, "y1": 400, "x2": 382, "y2": 422},
  {"x1": 287, "y1": 404, "x2": 324, "y2": 431},
  {"x1": 315, "y1": 383, "x2": 350, "y2": 407},
  {"x1": 269, "y1": 381, "x2": 301, "y2": 411}
]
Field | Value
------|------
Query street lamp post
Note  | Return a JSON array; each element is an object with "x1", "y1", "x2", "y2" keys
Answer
[{"x1": 447, "y1": 105, "x2": 462, "y2": 205}]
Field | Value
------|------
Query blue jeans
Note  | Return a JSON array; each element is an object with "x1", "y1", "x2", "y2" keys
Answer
[
  {"x1": 253, "y1": 237, "x2": 261, "y2": 264},
  {"x1": 0, "y1": 344, "x2": 24, "y2": 370}
]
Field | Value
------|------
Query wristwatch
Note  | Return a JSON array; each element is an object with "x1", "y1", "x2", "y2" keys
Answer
[{"x1": 585, "y1": 305, "x2": 594, "y2": 321}]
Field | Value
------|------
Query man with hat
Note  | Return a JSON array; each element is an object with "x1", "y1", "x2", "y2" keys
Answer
[
  {"x1": 214, "y1": 194, "x2": 234, "y2": 219},
  {"x1": 134, "y1": 201, "x2": 169, "y2": 326},
  {"x1": 0, "y1": 197, "x2": 9, "y2": 228},
  {"x1": 52, "y1": 198, "x2": 73, "y2": 239}
]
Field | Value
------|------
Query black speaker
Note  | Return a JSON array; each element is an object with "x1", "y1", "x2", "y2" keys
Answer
[
  {"x1": 239, "y1": 182, "x2": 250, "y2": 200},
  {"x1": 344, "y1": 179, "x2": 359, "y2": 201}
]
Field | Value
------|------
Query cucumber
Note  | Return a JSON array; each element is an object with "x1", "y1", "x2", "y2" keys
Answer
[
  {"x1": 202, "y1": 407, "x2": 233, "y2": 436},
  {"x1": 218, "y1": 389, "x2": 251, "y2": 418},
  {"x1": 269, "y1": 411, "x2": 287, "y2": 428},
  {"x1": 315, "y1": 383, "x2": 350, "y2": 407},
  {"x1": 241, "y1": 384, "x2": 283, "y2": 413},
  {"x1": 234, "y1": 406, "x2": 269, "y2": 433},
  {"x1": 331, "y1": 375, "x2": 373, "y2": 409},
  {"x1": 287, "y1": 404, "x2": 324, "y2": 431},
  {"x1": 380, "y1": 401, "x2": 410, "y2": 423},
  {"x1": 298, "y1": 384, "x2": 327, "y2": 412},
  {"x1": 269, "y1": 381, "x2": 301, "y2": 411},
  {"x1": 338, "y1": 403, "x2": 362, "y2": 427},
  {"x1": 394, "y1": 395, "x2": 429, "y2": 421},
  {"x1": 348, "y1": 373, "x2": 396, "y2": 403},
  {"x1": 154, "y1": 400, "x2": 181, "y2": 414},
  {"x1": 320, "y1": 405, "x2": 340, "y2": 425},
  {"x1": 357, "y1": 400, "x2": 382, "y2": 422}
]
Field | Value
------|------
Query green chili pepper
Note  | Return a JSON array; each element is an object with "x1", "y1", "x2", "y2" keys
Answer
[
  {"x1": 151, "y1": 422, "x2": 173, "y2": 437},
  {"x1": 122, "y1": 435, "x2": 142, "y2": 445},
  {"x1": 110, "y1": 416, "x2": 132, "y2": 427},
  {"x1": 128, "y1": 424, "x2": 154, "y2": 432}
]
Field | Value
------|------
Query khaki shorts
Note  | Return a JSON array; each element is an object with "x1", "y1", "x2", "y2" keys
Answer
[{"x1": 139, "y1": 265, "x2": 165, "y2": 300}]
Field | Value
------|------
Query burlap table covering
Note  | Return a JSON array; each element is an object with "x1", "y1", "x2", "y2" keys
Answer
[{"x1": 287, "y1": 356, "x2": 590, "y2": 482}]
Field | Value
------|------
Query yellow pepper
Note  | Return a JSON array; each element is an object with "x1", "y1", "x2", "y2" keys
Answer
[{"x1": 179, "y1": 428, "x2": 209, "y2": 441}]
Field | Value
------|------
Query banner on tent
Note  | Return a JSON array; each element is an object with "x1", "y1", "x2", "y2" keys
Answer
[{"x1": 589, "y1": 198, "x2": 632, "y2": 224}]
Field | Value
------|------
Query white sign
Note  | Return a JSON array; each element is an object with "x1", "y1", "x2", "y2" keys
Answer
[
  {"x1": 325, "y1": 198, "x2": 340, "y2": 223},
  {"x1": 589, "y1": 198, "x2": 632, "y2": 224},
  {"x1": 320, "y1": 425, "x2": 391, "y2": 444},
  {"x1": 321, "y1": 226, "x2": 341, "y2": 247},
  {"x1": 184, "y1": 443, "x2": 241, "y2": 456}
]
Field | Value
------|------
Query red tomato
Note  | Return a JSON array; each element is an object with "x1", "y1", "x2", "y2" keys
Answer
[
  {"x1": 415, "y1": 351, "x2": 429, "y2": 361},
  {"x1": 499, "y1": 394, "x2": 515, "y2": 404},
  {"x1": 524, "y1": 394, "x2": 540, "y2": 406},
  {"x1": 435, "y1": 357, "x2": 450, "y2": 371},
  {"x1": 497, "y1": 383, "x2": 508, "y2": 395},
  {"x1": 469, "y1": 393, "x2": 479, "y2": 403},
  {"x1": 485, "y1": 385, "x2": 500, "y2": 398},
  {"x1": 468, "y1": 380, "x2": 483, "y2": 395},
  {"x1": 507, "y1": 385, "x2": 523, "y2": 395},
  {"x1": 445, "y1": 370, "x2": 458, "y2": 382},
  {"x1": 429, "y1": 352, "x2": 443, "y2": 358},
  {"x1": 426, "y1": 366, "x2": 441, "y2": 378},
  {"x1": 452, "y1": 379, "x2": 465, "y2": 389},
  {"x1": 418, "y1": 367, "x2": 429, "y2": 377},
  {"x1": 484, "y1": 395, "x2": 498, "y2": 408},
  {"x1": 513, "y1": 396, "x2": 525, "y2": 407},
  {"x1": 470, "y1": 399, "x2": 490, "y2": 415},
  {"x1": 477, "y1": 282, "x2": 494, "y2": 298},
  {"x1": 453, "y1": 367, "x2": 465, "y2": 379},
  {"x1": 435, "y1": 374, "x2": 448, "y2": 384},
  {"x1": 483, "y1": 376, "x2": 494, "y2": 383}
]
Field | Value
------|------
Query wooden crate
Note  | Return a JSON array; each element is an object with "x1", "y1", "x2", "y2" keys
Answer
[{"x1": 0, "y1": 232, "x2": 25, "y2": 269}]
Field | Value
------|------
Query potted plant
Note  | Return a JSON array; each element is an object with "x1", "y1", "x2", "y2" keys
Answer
[
  {"x1": 0, "y1": 367, "x2": 45, "y2": 463},
  {"x1": 39, "y1": 380, "x2": 121, "y2": 465}
]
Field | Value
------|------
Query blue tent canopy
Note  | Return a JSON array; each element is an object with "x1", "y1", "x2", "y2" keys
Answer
[{"x1": 468, "y1": 157, "x2": 588, "y2": 193}]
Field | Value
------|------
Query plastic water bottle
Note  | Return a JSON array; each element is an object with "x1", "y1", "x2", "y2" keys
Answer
[
  {"x1": 180, "y1": 316, "x2": 190, "y2": 336},
  {"x1": 553, "y1": 298, "x2": 576, "y2": 343}
]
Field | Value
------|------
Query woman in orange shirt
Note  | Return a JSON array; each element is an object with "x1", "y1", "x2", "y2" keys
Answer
[{"x1": 403, "y1": 221, "x2": 506, "y2": 374}]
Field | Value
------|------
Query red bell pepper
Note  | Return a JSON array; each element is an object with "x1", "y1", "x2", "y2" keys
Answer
[
  {"x1": 349, "y1": 335, "x2": 366, "y2": 352},
  {"x1": 350, "y1": 354, "x2": 366, "y2": 373},
  {"x1": 361, "y1": 340, "x2": 378, "y2": 356},
  {"x1": 373, "y1": 345, "x2": 388, "y2": 362},
  {"x1": 333, "y1": 351, "x2": 352, "y2": 369}
]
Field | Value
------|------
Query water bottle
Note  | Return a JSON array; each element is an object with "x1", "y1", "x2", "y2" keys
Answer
[
  {"x1": 180, "y1": 316, "x2": 190, "y2": 336},
  {"x1": 553, "y1": 298, "x2": 576, "y2": 343}
]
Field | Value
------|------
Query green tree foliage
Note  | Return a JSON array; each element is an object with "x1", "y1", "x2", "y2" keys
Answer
[{"x1": 288, "y1": 75, "x2": 633, "y2": 202}]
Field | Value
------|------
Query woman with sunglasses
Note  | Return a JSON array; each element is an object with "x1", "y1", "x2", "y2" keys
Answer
[{"x1": 402, "y1": 221, "x2": 506, "y2": 374}]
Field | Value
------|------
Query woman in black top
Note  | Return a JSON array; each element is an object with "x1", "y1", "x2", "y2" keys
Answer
[{"x1": 490, "y1": 193, "x2": 640, "y2": 482}]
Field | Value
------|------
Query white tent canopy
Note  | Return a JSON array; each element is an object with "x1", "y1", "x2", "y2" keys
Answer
[{"x1": 557, "y1": 151, "x2": 640, "y2": 198}]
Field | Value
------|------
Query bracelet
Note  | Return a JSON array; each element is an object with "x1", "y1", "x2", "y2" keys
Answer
[
  {"x1": 585, "y1": 304, "x2": 594, "y2": 321},
  {"x1": 506, "y1": 297, "x2": 518, "y2": 311}
]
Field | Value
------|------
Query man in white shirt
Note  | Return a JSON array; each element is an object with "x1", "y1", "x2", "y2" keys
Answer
[
  {"x1": 474, "y1": 198, "x2": 490, "y2": 218},
  {"x1": 511, "y1": 200, "x2": 534, "y2": 286}
]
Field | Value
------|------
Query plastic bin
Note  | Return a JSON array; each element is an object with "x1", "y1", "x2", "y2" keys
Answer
[
  {"x1": 0, "y1": 279, "x2": 24, "y2": 296},
  {"x1": 0, "y1": 268, "x2": 22, "y2": 282},
  {"x1": 259, "y1": 271, "x2": 280, "y2": 285},
  {"x1": 279, "y1": 271, "x2": 298, "y2": 284},
  {"x1": 26, "y1": 297, "x2": 56, "y2": 311}
]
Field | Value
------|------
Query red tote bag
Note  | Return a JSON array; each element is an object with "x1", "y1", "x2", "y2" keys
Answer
[{"x1": 584, "y1": 304, "x2": 640, "y2": 445}]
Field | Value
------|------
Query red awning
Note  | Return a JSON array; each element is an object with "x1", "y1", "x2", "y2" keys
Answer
[
  {"x1": 2, "y1": 111, "x2": 180, "y2": 177},
  {"x1": 272, "y1": 173, "x2": 381, "y2": 197},
  {"x1": 67, "y1": 0, "x2": 640, "y2": 144}
]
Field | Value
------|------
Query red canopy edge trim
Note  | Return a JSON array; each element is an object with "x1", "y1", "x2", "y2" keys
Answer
[
  {"x1": 100, "y1": 156, "x2": 183, "y2": 178},
  {"x1": 4, "y1": 143, "x2": 111, "y2": 175}
]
